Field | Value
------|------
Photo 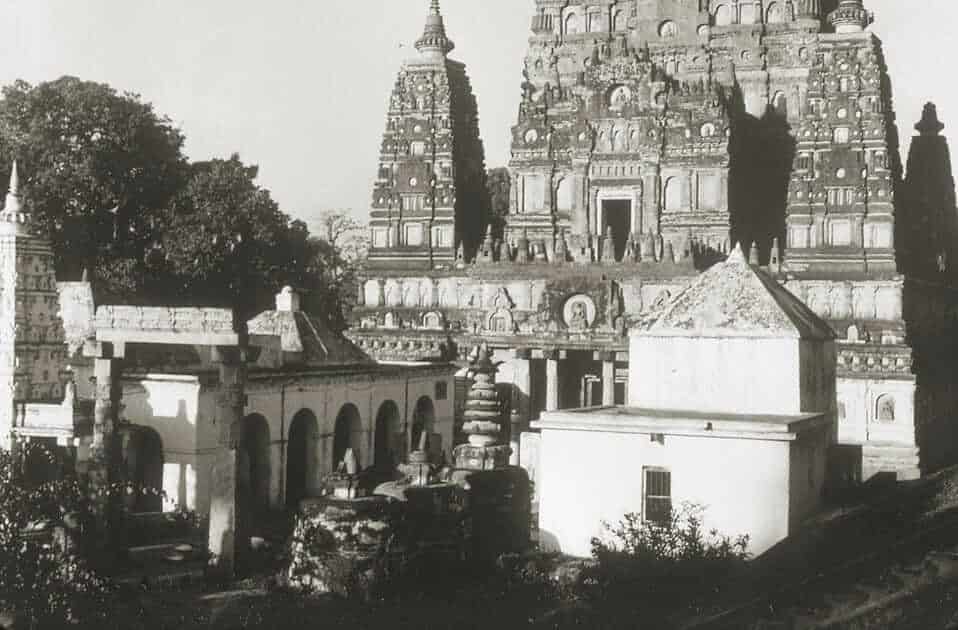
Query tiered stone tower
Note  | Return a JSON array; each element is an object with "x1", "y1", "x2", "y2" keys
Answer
[
  {"x1": 0, "y1": 162, "x2": 70, "y2": 449},
  {"x1": 354, "y1": 1, "x2": 958, "y2": 480},
  {"x1": 366, "y1": 0, "x2": 487, "y2": 271}
]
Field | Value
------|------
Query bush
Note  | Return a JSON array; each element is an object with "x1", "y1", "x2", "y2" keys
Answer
[
  {"x1": 587, "y1": 503, "x2": 749, "y2": 610},
  {"x1": 0, "y1": 446, "x2": 112, "y2": 628}
]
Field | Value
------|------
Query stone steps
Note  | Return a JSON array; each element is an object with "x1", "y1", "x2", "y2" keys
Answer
[{"x1": 861, "y1": 444, "x2": 922, "y2": 481}]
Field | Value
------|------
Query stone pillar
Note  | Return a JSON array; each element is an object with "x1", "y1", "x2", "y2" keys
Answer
[
  {"x1": 512, "y1": 349, "x2": 532, "y2": 426},
  {"x1": 601, "y1": 352, "x2": 616, "y2": 407},
  {"x1": 207, "y1": 346, "x2": 246, "y2": 579},
  {"x1": 544, "y1": 350, "x2": 560, "y2": 412},
  {"x1": 82, "y1": 341, "x2": 123, "y2": 549}
]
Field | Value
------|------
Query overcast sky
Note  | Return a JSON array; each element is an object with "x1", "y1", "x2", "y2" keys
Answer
[{"x1": 0, "y1": 1, "x2": 952, "y2": 231}]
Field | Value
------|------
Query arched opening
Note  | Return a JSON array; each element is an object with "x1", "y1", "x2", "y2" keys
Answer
[
  {"x1": 235, "y1": 413, "x2": 271, "y2": 525},
  {"x1": 713, "y1": 4, "x2": 732, "y2": 26},
  {"x1": 121, "y1": 426, "x2": 164, "y2": 513},
  {"x1": 374, "y1": 401, "x2": 403, "y2": 471},
  {"x1": 411, "y1": 396, "x2": 437, "y2": 456},
  {"x1": 612, "y1": 9, "x2": 624, "y2": 31},
  {"x1": 664, "y1": 176, "x2": 686, "y2": 212},
  {"x1": 333, "y1": 404, "x2": 364, "y2": 469},
  {"x1": 773, "y1": 91, "x2": 788, "y2": 119},
  {"x1": 766, "y1": 2, "x2": 785, "y2": 23},
  {"x1": 286, "y1": 409, "x2": 319, "y2": 509},
  {"x1": 565, "y1": 12, "x2": 579, "y2": 35},
  {"x1": 876, "y1": 395, "x2": 896, "y2": 422}
]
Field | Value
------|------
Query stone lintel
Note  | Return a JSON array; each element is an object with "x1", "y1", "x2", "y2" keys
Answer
[
  {"x1": 83, "y1": 339, "x2": 125, "y2": 360},
  {"x1": 98, "y1": 329, "x2": 240, "y2": 348}
]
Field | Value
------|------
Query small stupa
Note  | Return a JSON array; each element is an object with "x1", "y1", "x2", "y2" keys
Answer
[{"x1": 454, "y1": 344, "x2": 511, "y2": 470}]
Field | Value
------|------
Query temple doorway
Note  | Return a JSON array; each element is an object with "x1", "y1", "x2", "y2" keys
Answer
[
  {"x1": 122, "y1": 426, "x2": 165, "y2": 513},
  {"x1": 602, "y1": 199, "x2": 632, "y2": 261},
  {"x1": 286, "y1": 409, "x2": 319, "y2": 509}
]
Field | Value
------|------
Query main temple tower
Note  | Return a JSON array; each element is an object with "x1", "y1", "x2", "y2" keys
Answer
[
  {"x1": 366, "y1": 1, "x2": 486, "y2": 271},
  {"x1": 355, "y1": 0, "x2": 958, "y2": 481}
]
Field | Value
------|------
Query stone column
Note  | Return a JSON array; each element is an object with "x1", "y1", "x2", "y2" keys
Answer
[
  {"x1": 544, "y1": 350, "x2": 560, "y2": 412},
  {"x1": 82, "y1": 341, "x2": 123, "y2": 549},
  {"x1": 512, "y1": 349, "x2": 532, "y2": 426},
  {"x1": 207, "y1": 346, "x2": 246, "y2": 579},
  {"x1": 601, "y1": 352, "x2": 616, "y2": 407}
]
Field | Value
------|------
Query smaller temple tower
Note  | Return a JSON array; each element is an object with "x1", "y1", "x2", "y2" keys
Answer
[
  {"x1": 367, "y1": 0, "x2": 487, "y2": 271},
  {"x1": 0, "y1": 162, "x2": 70, "y2": 449}
]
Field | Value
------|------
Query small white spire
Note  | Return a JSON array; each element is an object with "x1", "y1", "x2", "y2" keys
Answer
[
  {"x1": 3, "y1": 161, "x2": 23, "y2": 218},
  {"x1": 727, "y1": 242, "x2": 747, "y2": 265}
]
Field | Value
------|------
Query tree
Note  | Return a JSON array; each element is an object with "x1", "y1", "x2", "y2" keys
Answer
[
  {"x1": 149, "y1": 154, "x2": 306, "y2": 320},
  {"x1": 0, "y1": 76, "x2": 189, "y2": 299},
  {"x1": 296, "y1": 210, "x2": 367, "y2": 331}
]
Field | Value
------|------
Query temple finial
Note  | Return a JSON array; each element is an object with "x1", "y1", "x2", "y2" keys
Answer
[
  {"x1": 416, "y1": 0, "x2": 455, "y2": 57},
  {"x1": 916, "y1": 102, "x2": 945, "y2": 137}
]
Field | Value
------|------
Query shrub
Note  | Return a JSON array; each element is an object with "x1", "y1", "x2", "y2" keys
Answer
[
  {"x1": 0, "y1": 445, "x2": 112, "y2": 628},
  {"x1": 587, "y1": 503, "x2": 749, "y2": 610}
]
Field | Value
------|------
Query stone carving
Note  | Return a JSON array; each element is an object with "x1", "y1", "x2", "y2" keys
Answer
[{"x1": 563, "y1": 294, "x2": 596, "y2": 332}]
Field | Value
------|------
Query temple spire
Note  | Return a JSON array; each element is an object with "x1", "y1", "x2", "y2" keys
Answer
[{"x1": 415, "y1": 0, "x2": 455, "y2": 58}]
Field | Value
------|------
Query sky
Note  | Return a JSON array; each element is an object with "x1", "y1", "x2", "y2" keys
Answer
[{"x1": 0, "y1": 1, "x2": 953, "y2": 233}]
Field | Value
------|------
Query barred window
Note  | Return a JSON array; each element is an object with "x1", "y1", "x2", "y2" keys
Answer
[{"x1": 644, "y1": 468, "x2": 672, "y2": 526}]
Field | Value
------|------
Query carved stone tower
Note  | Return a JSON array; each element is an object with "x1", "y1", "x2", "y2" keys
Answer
[
  {"x1": 0, "y1": 163, "x2": 69, "y2": 448},
  {"x1": 367, "y1": 0, "x2": 487, "y2": 271}
]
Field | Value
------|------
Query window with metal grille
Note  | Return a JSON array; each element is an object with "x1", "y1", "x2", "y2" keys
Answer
[{"x1": 644, "y1": 468, "x2": 672, "y2": 526}]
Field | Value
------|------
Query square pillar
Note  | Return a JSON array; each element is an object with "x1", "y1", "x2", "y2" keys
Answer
[
  {"x1": 82, "y1": 340, "x2": 124, "y2": 549},
  {"x1": 207, "y1": 346, "x2": 246, "y2": 579},
  {"x1": 601, "y1": 352, "x2": 616, "y2": 407},
  {"x1": 544, "y1": 350, "x2": 560, "y2": 412}
]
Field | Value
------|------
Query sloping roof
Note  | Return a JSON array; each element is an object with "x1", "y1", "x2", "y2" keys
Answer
[
  {"x1": 247, "y1": 308, "x2": 375, "y2": 367},
  {"x1": 637, "y1": 245, "x2": 835, "y2": 340}
]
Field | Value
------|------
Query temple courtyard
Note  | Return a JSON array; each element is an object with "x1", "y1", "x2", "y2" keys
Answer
[{"x1": 77, "y1": 463, "x2": 958, "y2": 630}]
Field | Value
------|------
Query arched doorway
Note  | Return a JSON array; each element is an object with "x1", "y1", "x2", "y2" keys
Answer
[
  {"x1": 411, "y1": 396, "x2": 436, "y2": 454},
  {"x1": 286, "y1": 409, "x2": 319, "y2": 509},
  {"x1": 235, "y1": 414, "x2": 271, "y2": 525},
  {"x1": 120, "y1": 426, "x2": 164, "y2": 513},
  {"x1": 374, "y1": 401, "x2": 402, "y2": 471},
  {"x1": 332, "y1": 404, "x2": 363, "y2": 470}
]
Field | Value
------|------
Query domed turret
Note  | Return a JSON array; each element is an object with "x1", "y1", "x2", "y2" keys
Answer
[{"x1": 828, "y1": 0, "x2": 872, "y2": 34}]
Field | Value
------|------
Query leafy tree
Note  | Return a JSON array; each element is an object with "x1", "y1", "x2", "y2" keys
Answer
[
  {"x1": 0, "y1": 76, "x2": 189, "y2": 299},
  {"x1": 148, "y1": 154, "x2": 305, "y2": 320}
]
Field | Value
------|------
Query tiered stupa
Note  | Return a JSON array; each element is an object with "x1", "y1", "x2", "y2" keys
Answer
[{"x1": 454, "y1": 344, "x2": 510, "y2": 470}]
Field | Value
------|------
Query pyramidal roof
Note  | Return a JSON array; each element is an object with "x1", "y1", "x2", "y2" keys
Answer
[
  {"x1": 638, "y1": 245, "x2": 835, "y2": 340},
  {"x1": 247, "y1": 287, "x2": 375, "y2": 368}
]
